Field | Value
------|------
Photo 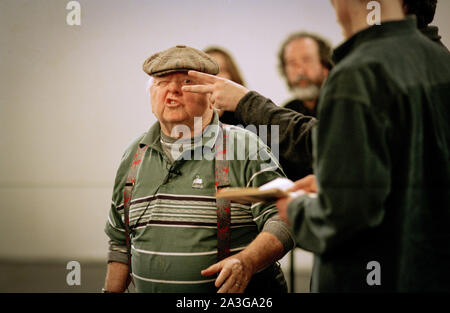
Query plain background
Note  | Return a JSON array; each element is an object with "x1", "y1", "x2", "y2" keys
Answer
[{"x1": 0, "y1": 0, "x2": 449, "y2": 281}]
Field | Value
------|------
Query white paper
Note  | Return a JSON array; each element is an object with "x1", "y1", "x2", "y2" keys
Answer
[{"x1": 259, "y1": 177, "x2": 295, "y2": 192}]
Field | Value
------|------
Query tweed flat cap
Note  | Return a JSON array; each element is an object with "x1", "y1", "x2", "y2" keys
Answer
[{"x1": 143, "y1": 45, "x2": 219, "y2": 77}]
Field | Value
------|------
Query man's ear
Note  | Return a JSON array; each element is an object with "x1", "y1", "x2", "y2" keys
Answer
[
  {"x1": 149, "y1": 91, "x2": 156, "y2": 115},
  {"x1": 322, "y1": 66, "x2": 330, "y2": 83},
  {"x1": 150, "y1": 101, "x2": 155, "y2": 114},
  {"x1": 206, "y1": 96, "x2": 213, "y2": 109}
]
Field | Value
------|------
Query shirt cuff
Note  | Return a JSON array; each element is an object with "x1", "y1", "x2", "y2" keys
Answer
[
  {"x1": 107, "y1": 240, "x2": 129, "y2": 265},
  {"x1": 262, "y1": 215, "x2": 295, "y2": 254}
]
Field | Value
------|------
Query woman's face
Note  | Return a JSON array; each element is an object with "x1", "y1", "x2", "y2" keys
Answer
[{"x1": 207, "y1": 52, "x2": 232, "y2": 81}]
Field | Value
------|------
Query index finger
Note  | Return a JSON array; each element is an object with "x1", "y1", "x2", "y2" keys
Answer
[
  {"x1": 286, "y1": 175, "x2": 316, "y2": 192},
  {"x1": 182, "y1": 84, "x2": 214, "y2": 94},
  {"x1": 187, "y1": 70, "x2": 219, "y2": 84},
  {"x1": 201, "y1": 262, "x2": 221, "y2": 277}
]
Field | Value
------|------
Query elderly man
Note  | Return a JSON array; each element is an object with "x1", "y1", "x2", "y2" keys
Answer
[
  {"x1": 103, "y1": 45, "x2": 293, "y2": 293},
  {"x1": 278, "y1": 32, "x2": 333, "y2": 117}
]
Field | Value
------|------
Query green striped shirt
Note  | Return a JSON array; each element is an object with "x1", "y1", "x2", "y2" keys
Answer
[{"x1": 105, "y1": 112, "x2": 292, "y2": 292}]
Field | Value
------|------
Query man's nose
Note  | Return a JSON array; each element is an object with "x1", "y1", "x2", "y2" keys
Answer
[
  {"x1": 167, "y1": 81, "x2": 182, "y2": 94},
  {"x1": 293, "y1": 64, "x2": 306, "y2": 76}
]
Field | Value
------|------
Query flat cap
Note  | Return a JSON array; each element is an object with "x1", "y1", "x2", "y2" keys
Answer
[{"x1": 143, "y1": 45, "x2": 219, "y2": 77}]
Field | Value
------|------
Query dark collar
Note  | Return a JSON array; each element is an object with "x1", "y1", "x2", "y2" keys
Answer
[
  {"x1": 332, "y1": 18, "x2": 417, "y2": 64},
  {"x1": 420, "y1": 25, "x2": 442, "y2": 44}
]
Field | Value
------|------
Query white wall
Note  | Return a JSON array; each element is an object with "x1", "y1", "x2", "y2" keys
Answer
[{"x1": 0, "y1": 0, "x2": 449, "y2": 263}]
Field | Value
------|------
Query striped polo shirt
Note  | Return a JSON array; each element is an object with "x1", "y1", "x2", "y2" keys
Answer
[{"x1": 105, "y1": 112, "x2": 291, "y2": 292}]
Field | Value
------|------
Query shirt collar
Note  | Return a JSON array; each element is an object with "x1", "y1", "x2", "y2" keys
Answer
[
  {"x1": 139, "y1": 110, "x2": 221, "y2": 153},
  {"x1": 332, "y1": 17, "x2": 417, "y2": 64},
  {"x1": 420, "y1": 25, "x2": 442, "y2": 43}
]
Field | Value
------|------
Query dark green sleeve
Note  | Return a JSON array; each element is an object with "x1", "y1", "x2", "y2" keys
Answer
[
  {"x1": 233, "y1": 91, "x2": 317, "y2": 180},
  {"x1": 287, "y1": 70, "x2": 392, "y2": 254}
]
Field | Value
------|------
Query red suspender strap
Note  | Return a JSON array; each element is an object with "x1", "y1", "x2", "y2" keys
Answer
[
  {"x1": 215, "y1": 123, "x2": 231, "y2": 261},
  {"x1": 123, "y1": 145, "x2": 148, "y2": 274},
  {"x1": 124, "y1": 124, "x2": 230, "y2": 268}
]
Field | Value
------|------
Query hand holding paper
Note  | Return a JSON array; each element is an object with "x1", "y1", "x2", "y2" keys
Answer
[
  {"x1": 216, "y1": 176, "x2": 317, "y2": 204},
  {"x1": 286, "y1": 175, "x2": 317, "y2": 194}
]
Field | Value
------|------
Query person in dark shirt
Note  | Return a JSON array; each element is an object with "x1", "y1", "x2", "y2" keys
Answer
[
  {"x1": 278, "y1": 32, "x2": 333, "y2": 117},
  {"x1": 403, "y1": 0, "x2": 448, "y2": 49},
  {"x1": 183, "y1": 0, "x2": 450, "y2": 292},
  {"x1": 274, "y1": 0, "x2": 450, "y2": 292}
]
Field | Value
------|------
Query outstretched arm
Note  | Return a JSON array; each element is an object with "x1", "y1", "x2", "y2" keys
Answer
[
  {"x1": 182, "y1": 70, "x2": 249, "y2": 112},
  {"x1": 183, "y1": 71, "x2": 316, "y2": 180},
  {"x1": 234, "y1": 91, "x2": 316, "y2": 180}
]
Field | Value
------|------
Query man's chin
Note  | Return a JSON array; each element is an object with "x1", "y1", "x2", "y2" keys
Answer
[
  {"x1": 162, "y1": 119, "x2": 190, "y2": 129},
  {"x1": 162, "y1": 111, "x2": 188, "y2": 123},
  {"x1": 291, "y1": 85, "x2": 320, "y2": 101},
  {"x1": 160, "y1": 119, "x2": 193, "y2": 138}
]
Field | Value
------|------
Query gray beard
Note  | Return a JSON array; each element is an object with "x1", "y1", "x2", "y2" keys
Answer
[{"x1": 291, "y1": 84, "x2": 320, "y2": 101}]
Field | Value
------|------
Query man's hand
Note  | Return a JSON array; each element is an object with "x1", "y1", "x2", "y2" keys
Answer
[
  {"x1": 276, "y1": 175, "x2": 317, "y2": 224},
  {"x1": 287, "y1": 175, "x2": 317, "y2": 193},
  {"x1": 201, "y1": 253, "x2": 254, "y2": 293},
  {"x1": 182, "y1": 70, "x2": 250, "y2": 112}
]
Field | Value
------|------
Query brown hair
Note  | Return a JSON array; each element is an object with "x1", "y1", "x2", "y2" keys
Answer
[
  {"x1": 204, "y1": 46, "x2": 246, "y2": 87},
  {"x1": 278, "y1": 31, "x2": 333, "y2": 81}
]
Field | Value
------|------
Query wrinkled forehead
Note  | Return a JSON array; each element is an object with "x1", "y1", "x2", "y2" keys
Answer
[{"x1": 284, "y1": 37, "x2": 320, "y2": 59}]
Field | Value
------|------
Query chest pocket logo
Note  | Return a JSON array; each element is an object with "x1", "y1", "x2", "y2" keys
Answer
[{"x1": 192, "y1": 175, "x2": 204, "y2": 189}]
